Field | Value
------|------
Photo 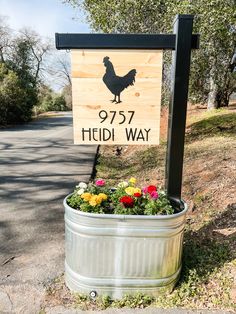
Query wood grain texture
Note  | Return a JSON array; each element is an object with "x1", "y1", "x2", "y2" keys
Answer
[
  {"x1": 71, "y1": 50, "x2": 162, "y2": 65},
  {"x1": 71, "y1": 49, "x2": 163, "y2": 145},
  {"x1": 72, "y1": 78, "x2": 161, "y2": 106},
  {"x1": 71, "y1": 50, "x2": 162, "y2": 79}
]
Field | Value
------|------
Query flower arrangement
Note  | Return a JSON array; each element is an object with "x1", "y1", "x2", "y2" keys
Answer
[{"x1": 67, "y1": 177, "x2": 175, "y2": 215}]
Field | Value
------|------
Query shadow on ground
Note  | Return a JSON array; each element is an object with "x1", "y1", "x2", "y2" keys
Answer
[
  {"x1": 180, "y1": 203, "x2": 236, "y2": 285},
  {"x1": 0, "y1": 116, "x2": 73, "y2": 132},
  {"x1": 0, "y1": 134, "x2": 96, "y2": 259},
  {"x1": 186, "y1": 112, "x2": 236, "y2": 142}
]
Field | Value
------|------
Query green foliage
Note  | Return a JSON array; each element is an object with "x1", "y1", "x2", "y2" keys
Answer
[
  {"x1": 66, "y1": 192, "x2": 84, "y2": 209},
  {"x1": 41, "y1": 95, "x2": 67, "y2": 112},
  {"x1": 0, "y1": 35, "x2": 38, "y2": 125},
  {"x1": 0, "y1": 18, "x2": 52, "y2": 125},
  {"x1": 64, "y1": 0, "x2": 236, "y2": 108},
  {"x1": 64, "y1": 0, "x2": 170, "y2": 33},
  {"x1": 74, "y1": 292, "x2": 154, "y2": 310},
  {"x1": 144, "y1": 192, "x2": 174, "y2": 215},
  {"x1": 10, "y1": 38, "x2": 36, "y2": 88},
  {"x1": 52, "y1": 95, "x2": 67, "y2": 111},
  {"x1": 67, "y1": 179, "x2": 175, "y2": 215},
  {"x1": 112, "y1": 293, "x2": 154, "y2": 308},
  {"x1": 0, "y1": 62, "x2": 35, "y2": 125},
  {"x1": 37, "y1": 85, "x2": 69, "y2": 113},
  {"x1": 61, "y1": 84, "x2": 72, "y2": 109},
  {"x1": 40, "y1": 94, "x2": 54, "y2": 112},
  {"x1": 185, "y1": 0, "x2": 235, "y2": 107}
]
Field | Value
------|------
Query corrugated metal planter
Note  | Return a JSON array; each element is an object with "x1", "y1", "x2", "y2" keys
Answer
[{"x1": 64, "y1": 195, "x2": 188, "y2": 299}]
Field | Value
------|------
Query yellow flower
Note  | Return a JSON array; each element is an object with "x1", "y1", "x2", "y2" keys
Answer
[
  {"x1": 125, "y1": 186, "x2": 135, "y2": 195},
  {"x1": 98, "y1": 193, "x2": 108, "y2": 201},
  {"x1": 81, "y1": 192, "x2": 92, "y2": 201},
  {"x1": 134, "y1": 188, "x2": 141, "y2": 194},
  {"x1": 88, "y1": 193, "x2": 107, "y2": 207},
  {"x1": 89, "y1": 195, "x2": 99, "y2": 206},
  {"x1": 96, "y1": 196, "x2": 103, "y2": 204},
  {"x1": 129, "y1": 177, "x2": 136, "y2": 185}
]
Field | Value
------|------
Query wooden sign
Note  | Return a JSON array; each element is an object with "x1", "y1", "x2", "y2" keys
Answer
[{"x1": 71, "y1": 49, "x2": 163, "y2": 145}]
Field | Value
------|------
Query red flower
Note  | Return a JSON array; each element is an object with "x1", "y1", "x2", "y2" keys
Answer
[
  {"x1": 147, "y1": 185, "x2": 157, "y2": 194},
  {"x1": 134, "y1": 193, "x2": 142, "y2": 197},
  {"x1": 119, "y1": 196, "x2": 135, "y2": 208}
]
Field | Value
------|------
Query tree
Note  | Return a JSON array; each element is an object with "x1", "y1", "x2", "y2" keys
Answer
[
  {"x1": 0, "y1": 63, "x2": 33, "y2": 124},
  {"x1": 10, "y1": 28, "x2": 52, "y2": 87},
  {"x1": 64, "y1": 0, "x2": 236, "y2": 109},
  {"x1": 182, "y1": 0, "x2": 236, "y2": 108},
  {"x1": 0, "y1": 16, "x2": 12, "y2": 63},
  {"x1": 0, "y1": 15, "x2": 53, "y2": 125},
  {"x1": 53, "y1": 95, "x2": 67, "y2": 111},
  {"x1": 49, "y1": 53, "x2": 72, "y2": 87},
  {"x1": 62, "y1": 84, "x2": 72, "y2": 109},
  {"x1": 47, "y1": 52, "x2": 72, "y2": 108},
  {"x1": 37, "y1": 84, "x2": 70, "y2": 113},
  {"x1": 64, "y1": 0, "x2": 169, "y2": 33}
]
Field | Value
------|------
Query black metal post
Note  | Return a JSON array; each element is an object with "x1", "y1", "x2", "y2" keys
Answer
[{"x1": 165, "y1": 15, "x2": 194, "y2": 209}]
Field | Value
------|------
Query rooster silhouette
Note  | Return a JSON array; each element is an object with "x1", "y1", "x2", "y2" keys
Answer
[{"x1": 103, "y1": 56, "x2": 136, "y2": 103}]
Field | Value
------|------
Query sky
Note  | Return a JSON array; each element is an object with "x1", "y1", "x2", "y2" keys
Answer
[
  {"x1": 0, "y1": 0, "x2": 91, "y2": 90},
  {"x1": 0, "y1": 0, "x2": 90, "y2": 39}
]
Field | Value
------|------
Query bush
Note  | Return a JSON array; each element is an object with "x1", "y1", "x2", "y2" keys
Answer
[
  {"x1": 37, "y1": 94, "x2": 68, "y2": 112},
  {"x1": 52, "y1": 95, "x2": 67, "y2": 111},
  {"x1": 0, "y1": 63, "x2": 36, "y2": 125}
]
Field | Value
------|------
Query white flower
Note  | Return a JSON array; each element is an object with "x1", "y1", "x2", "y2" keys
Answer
[
  {"x1": 76, "y1": 182, "x2": 87, "y2": 189},
  {"x1": 118, "y1": 181, "x2": 129, "y2": 188},
  {"x1": 77, "y1": 188, "x2": 85, "y2": 195}
]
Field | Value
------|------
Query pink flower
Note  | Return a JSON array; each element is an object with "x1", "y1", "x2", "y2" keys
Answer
[
  {"x1": 150, "y1": 191, "x2": 159, "y2": 200},
  {"x1": 142, "y1": 187, "x2": 148, "y2": 194},
  {"x1": 95, "y1": 179, "x2": 105, "y2": 186}
]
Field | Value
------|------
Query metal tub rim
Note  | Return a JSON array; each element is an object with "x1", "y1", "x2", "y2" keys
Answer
[{"x1": 64, "y1": 193, "x2": 188, "y2": 221}]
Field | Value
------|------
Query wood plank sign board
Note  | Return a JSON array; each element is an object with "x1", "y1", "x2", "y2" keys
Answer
[{"x1": 71, "y1": 49, "x2": 163, "y2": 145}]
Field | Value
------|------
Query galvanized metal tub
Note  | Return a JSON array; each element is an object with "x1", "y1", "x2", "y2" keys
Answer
[{"x1": 64, "y1": 195, "x2": 188, "y2": 299}]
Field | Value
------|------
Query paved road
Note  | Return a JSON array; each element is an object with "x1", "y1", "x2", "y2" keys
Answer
[{"x1": 0, "y1": 113, "x2": 98, "y2": 313}]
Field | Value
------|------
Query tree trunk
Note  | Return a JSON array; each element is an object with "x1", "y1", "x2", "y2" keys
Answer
[
  {"x1": 207, "y1": 75, "x2": 218, "y2": 110},
  {"x1": 207, "y1": 58, "x2": 220, "y2": 110},
  {"x1": 0, "y1": 49, "x2": 4, "y2": 63},
  {"x1": 216, "y1": 71, "x2": 232, "y2": 107},
  {"x1": 216, "y1": 90, "x2": 230, "y2": 107}
]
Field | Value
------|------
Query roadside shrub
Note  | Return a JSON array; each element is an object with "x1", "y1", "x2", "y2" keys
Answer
[
  {"x1": 37, "y1": 94, "x2": 68, "y2": 112},
  {"x1": 0, "y1": 63, "x2": 35, "y2": 125},
  {"x1": 52, "y1": 95, "x2": 67, "y2": 111}
]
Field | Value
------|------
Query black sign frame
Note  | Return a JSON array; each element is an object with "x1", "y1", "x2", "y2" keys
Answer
[{"x1": 55, "y1": 14, "x2": 200, "y2": 210}]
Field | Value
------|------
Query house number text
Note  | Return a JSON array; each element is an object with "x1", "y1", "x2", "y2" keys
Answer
[{"x1": 81, "y1": 109, "x2": 151, "y2": 142}]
